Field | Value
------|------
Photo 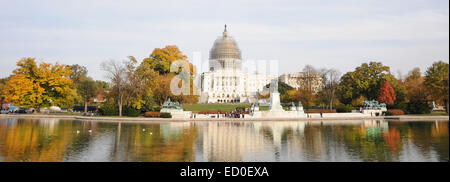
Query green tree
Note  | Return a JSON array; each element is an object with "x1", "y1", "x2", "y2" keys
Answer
[
  {"x1": 77, "y1": 76, "x2": 97, "y2": 113},
  {"x1": 263, "y1": 81, "x2": 295, "y2": 95},
  {"x1": 69, "y1": 64, "x2": 88, "y2": 83},
  {"x1": 124, "y1": 56, "x2": 158, "y2": 110},
  {"x1": 424, "y1": 61, "x2": 449, "y2": 113},
  {"x1": 337, "y1": 62, "x2": 400, "y2": 106}
]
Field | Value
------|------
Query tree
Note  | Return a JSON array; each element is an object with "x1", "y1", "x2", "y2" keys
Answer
[
  {"x1": 281, "y1": 89, "x2": 300, "y2": 103},
  {"x1": 101, "y1": 60, "x2": 127, "y2": 116},
  {"x1": 403, "y1": 68, "x2": 427, "y2": 101},
  {"x1": 0, "y1": 78, "x2": 8, "y2": 106},
  {"x1": 139, "y1": 46, "x2": 197, "y2": 106},
  {"x1": 142, "y1": 45, "x2": 188, "y2": 75},
  {"x1": 6, "y1": 57, "x2": 75, "y2": 111},
  {"x1": 262, "y1": 81, "x2": 296, "y2": 103},
  {"x1": 262, "y1": 81, "x2": 295, "y2": 95},
  {"x1": 407, "y1": 98, "x2": 431, "y2": 114},
  {"x1": 319, "y1": 68, "x2": 341, "y2": 109},
  {"x1": 77, "y1": 76, "x2": 97, "y2": 113},
  {"x1": 69, "y1": 64, "x2": 89, "y2": 105},
  {"x1": 124, "y1": 56, "x2": 158, "y2": 110},
  {"x1": 69, "y1": 64, "x2": 88, "y2": 83},
  {"x1": 378, "y1": 81, "x2": 396, "y2": 106},
  {"x1": 337, "y1": 62, "x2": 396, "y2": 105},
  {"x1": 152, "y1": 74, "x2": 174, "y2": 106},
  {"x1": 95, "y1": 80, "x2": 109, "y2": 90},
  {"x1": 297, "y1": 88, "x2": 316, "y2": 109},
  {"x1": 93, "y1": 80, "x2": 109, "y2": 106},
  {"x1": 300, "y1": 65, "x2": 319, "y2": 92},
  {"x1": 424, "y1": 61, "x2": 449, "y2": 113}
]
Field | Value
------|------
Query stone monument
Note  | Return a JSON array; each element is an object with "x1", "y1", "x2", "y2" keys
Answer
[
  {"x1": 247, "y1": 78, "x2": 306, "y2": 118},
  {"x1": 268, "y1": 78, "x2": 284, "y2": 112},
  {"x1": 160, "y1": 98, "x2": 192, "y2": 118}
]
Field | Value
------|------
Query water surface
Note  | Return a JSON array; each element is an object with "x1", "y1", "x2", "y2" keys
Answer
[{"x1": 0, "y1": 118, "x2": 448, "y2": 162}]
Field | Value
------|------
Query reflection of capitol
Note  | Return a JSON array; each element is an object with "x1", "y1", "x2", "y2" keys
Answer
[
  {"x1": 195, "y1": 120, "x2": 390, "y2": 162},
  {"x1": 197, "y1": 121, "x2": 306, "y2": 162},
  {"x1": 1, "y1": 118, "x2": 448, "y2": 162}
]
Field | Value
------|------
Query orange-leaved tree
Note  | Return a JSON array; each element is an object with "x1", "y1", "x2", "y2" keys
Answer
[
  {"x1": 6, "y1": 57, "x2": 75, "y2": 111},
  {"x1": 378, "y1": 81, "x2": 396, "y2": 106}
]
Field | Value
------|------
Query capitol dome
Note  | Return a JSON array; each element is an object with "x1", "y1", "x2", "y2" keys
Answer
[{"x1": 209, "y1": 25, "x2": 242, "y2": 60}]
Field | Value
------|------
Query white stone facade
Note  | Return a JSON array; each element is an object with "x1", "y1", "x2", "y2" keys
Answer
[
  {"x1": 199, "y1": 26, "x2": 276, "y2": 103},
  {"x1": 279, "y1": 72, "x2": 322, "y2": 93}
]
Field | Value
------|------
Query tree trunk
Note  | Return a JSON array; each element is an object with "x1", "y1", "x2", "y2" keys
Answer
[
  {"x1": 329, "y1": 97, "x2": 333, "y2": 110},
  {"x1": 84, "y1": 100, "x2": 88, "y2": 113},
  {"x1": 329, "y1": 90, "x2": 335, "y2": 110},
  {"x1": 445, "y1": 99, "x2": 449, "y2": 114},
  {"x1": 118, "y1": 96, "x2": 123, "y2": 117}
]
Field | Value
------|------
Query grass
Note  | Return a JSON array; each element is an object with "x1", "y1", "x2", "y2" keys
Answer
[
  {"x1": 407, "y1": 113, "x2": 449, "y2": 116},
  {"x1": 182, "y1": 104, "x2": 296, "y2": 112},
  {"x1": 92, "y1": 115, "x2": 141, "y2": 118},
  {"x1": 182, "y1": 104, "x2": 250, "y2": 113}
]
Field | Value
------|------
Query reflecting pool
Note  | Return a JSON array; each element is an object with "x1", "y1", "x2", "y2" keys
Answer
[{"x1": 0, "y1": 118, "x2": 448, "y2": 162}]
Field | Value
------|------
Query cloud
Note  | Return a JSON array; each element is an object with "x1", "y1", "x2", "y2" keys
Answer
[{"x1": 0, "y1": 0, "x2": 448, "y2": 80}]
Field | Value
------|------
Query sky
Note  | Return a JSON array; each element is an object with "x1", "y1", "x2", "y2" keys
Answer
[{"x1": 0, "y1": 0, "x2": 448, "y2": 80}]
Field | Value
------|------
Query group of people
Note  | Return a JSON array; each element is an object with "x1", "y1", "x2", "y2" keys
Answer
[
  {"x1": 306, "y1": 112, "x2": 324, "y2": 118},
  {"x1": 223, "y1": 111, "x2": 245, "y2": 118}
]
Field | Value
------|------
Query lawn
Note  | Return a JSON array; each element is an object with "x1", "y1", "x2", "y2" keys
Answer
[
  {"x1": 182, "y1": 104, "x2": 251, "y2": 113},
  {"x1": 407, "y1": 113, "x2": 449, "y2": 116}
]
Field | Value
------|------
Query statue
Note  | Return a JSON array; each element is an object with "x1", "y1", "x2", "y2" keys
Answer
[
  {"x1": 268, "y1": 78, "x2": 283, "y2": 111},
  {"x1": 162, "y1": 98, "x2": 182, "y2": 110},
  {"x1": 362, "y1": 100, "x2": 386, "y2": 110},
  {"x1": 297, "y1": 101, "x2": 304, "y2": 111},
  {"x1": 290, "y1": 102, "x2": 296, "y2": 111},
  {"x1": 270, "y1": 78, "x2": 279, "y2": 93}
]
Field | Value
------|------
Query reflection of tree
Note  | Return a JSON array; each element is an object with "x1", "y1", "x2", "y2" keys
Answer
[
  {"x1": 302, "y1": 125, "x2": 325, "y2": 160},
  {"x1": 0, "y1": 119, "x2": 77, "y2": 162},
  {"x1": 115, "y1": 123, "x2": 197, "y2": 162},
  {"x1": 430, "y1": 122, "x2": 449, "y2": 161},
  {"x1": 408, "y1": 122, "x2": 434, "y2": 156},
  {"x1": 383, "y1": 127, "x2": 401, "y2": 153},
  {"x1": 335, "y1": 124, "x2": 395, "y2": 161}
]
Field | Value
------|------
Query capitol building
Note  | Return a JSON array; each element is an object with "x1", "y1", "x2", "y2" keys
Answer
[{"x1": 199, "y1": 26, "x2": 276, "y2": 104}]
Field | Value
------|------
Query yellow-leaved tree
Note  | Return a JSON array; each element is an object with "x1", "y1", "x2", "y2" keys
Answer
[{"x1": 6, "y1": 57, "x2": 75, "y2": 111}]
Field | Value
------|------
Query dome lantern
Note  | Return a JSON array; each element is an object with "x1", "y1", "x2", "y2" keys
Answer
[{"x1": 209, "y1": 25, "x2": 241, "y2": 60}]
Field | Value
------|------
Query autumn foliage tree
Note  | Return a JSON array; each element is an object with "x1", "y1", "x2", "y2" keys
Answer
[
  {"x1": 143, "y1": 45, "x2": 188, "y2": 75},
  {"x1": 424, "y1": 61, "x2": 449, "y2": 113},
  {"x1": 0, "y1": 78, "x2": 8, "y2": 106},
  {"x1": 6, "y1": 57, "x2": 75, "y2": 111},
  {"x1": 378, "y1": 81, "x2": 396, "y2": 106},
  {"x1": 139, "y1": 45, "x2": 198, "y2": 105}
]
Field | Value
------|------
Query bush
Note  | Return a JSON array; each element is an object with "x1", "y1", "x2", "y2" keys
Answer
[
  {"x1": 153, "y1": 107, "x2": 161, "y2": 112},
  {"x1": 336, "y1": 105, "x2": 356, "y2": 113},
  {"x1": 123, "y1": 106, "x2": 141, "y2": 117},
  {"x1": 385, "y1": 109, "x2": 405, "y2": 116},
  {"x1": 306, "y1": 109, "x2": 336, "y2": 113},
  {"x1": 407, "y1": 99, "x2": 431, "y2": 114},
  {"x1": 160, "y1": 112, "x2": 172, "y2": 118},
  {"x1": 144, "y1": 112, "x2": 161, "y2": 117},
  {"x1": 99, "y1": 104, "x2": 118, "y2": 116},
  {"x1": 392, "y1": 102, "x2": 408, "y2": 113}
]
